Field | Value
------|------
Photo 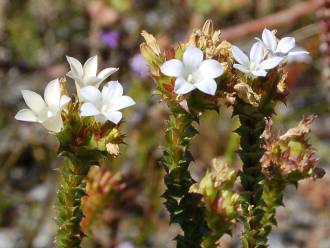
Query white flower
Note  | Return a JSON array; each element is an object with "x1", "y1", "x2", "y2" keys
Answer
[
  {"x1": 80, "y1": 81, "x2": 135, "y2": 124},
  {"x1": 66, "y1": 55, "x2": 119, "y2": 92},
  {"x1": 15, "y1": 79, "x2": 71, "y2": 132},
  {"x1": 160, "y1": 46, "x2": 224, "y2": 95},
  {"x1": 258, "y1": 28, "x2": 309, "y2": 58},
  {"x1": 232, "y1": 42, "x2": 283, "y2": 77}
]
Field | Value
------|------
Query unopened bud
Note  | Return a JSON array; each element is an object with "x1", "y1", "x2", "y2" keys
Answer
[
  {"x1": 202, "y1": 19, "x2": 214, "y2": 36},
  {"x1": 106, "y1": 143, "x2": 120, "y2": 156}
]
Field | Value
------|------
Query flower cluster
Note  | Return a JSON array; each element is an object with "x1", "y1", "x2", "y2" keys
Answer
[
  {"x1": 141, "y1": 25, "x2": 298, "y2": 109},
  {"x1": 15, "y1": 56, "x2": 135, "y2": 132}
]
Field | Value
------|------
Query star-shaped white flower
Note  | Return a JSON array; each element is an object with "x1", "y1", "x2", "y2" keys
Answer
[
  {"x1": 232, "y1": 42, "x2": 283, "y2": 77},
  {"x1": 160, "y1": 46, "x2": 224, "y2": 95},
  {"x1": 66, "y1": 55, "x2": 119, "y2": 92},
  {"x1": 258, "y1": 28, "x2": 309, "y2": 58},
  {"x1": 15, "y1": 79, "x2": 71, "y2": 132},
  {"x1": 80, "y1": 81, "x2": 135, "y2": 124}
]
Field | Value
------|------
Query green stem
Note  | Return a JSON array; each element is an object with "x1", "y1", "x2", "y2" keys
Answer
[
  {"x1": 55, "y1": 157, "x2": 89, "y2": 248},
  {"x1": 234, "y1": 100, "x2": 269, "y2": 248},
  {"x1": 224, "y1": 118, "x2": 240, "y2": 165},
  {"x1": 162, "y1": 108, "x2": 209, "y2": 248},
  {"x1": 261, "y1": 180, "x2": 285, "y2": 239}
]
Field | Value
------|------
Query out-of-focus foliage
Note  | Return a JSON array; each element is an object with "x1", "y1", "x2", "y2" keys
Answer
[
  {"x1": 1, "y1": 0, "x2": 330, "y2": 247},
  {"x1": 187, "y1": 0, "x2": 250, "y2": 15}
]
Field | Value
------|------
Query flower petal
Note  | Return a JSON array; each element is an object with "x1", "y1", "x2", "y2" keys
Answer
[
  {"x1": 262, "y1": 29, "x2": 277, "y2": 52},
  {"x1": 102, "y1": 81, "x2": 124, "y2": 101},
  {"x1": 66, "y1": 56, "x2": 83, "y2": 78},
  {"x1": 79, "y1": 86, "x2": 102, "y2": 107},
  {"x1": 250, "y1": 42, "x2": 264, "y2": 63},
  {"x1": 231, "y1": 46, "x2": 249, "y2": 66},
  {"x1": 41, "y1": 115, "x2": 63, "y2": 133},
  {"x1": 194, "y1": 78, "x2": 217, "y2": 95},
  {"x1": 103, "y1": 111, "x2": 122, "y2": 124},
  {"x1": 288, "y1": 49, "x2": 309, "y2": 56},
  {"x1": 80, "y1": 102, "x2": 100, "y2": 116},
  {"x1": 21, "y1": 90, "x2": 46, "y2": 114},
  {"x1": 15, "y1": 109, "x2": 38, "y2": 122},
  {"x1": 97, "y1": 67, "x2": 119, "y2": 80},
  {"x1": 75, "y1": 81, "x2": 82, "y2": 98},
  {"x1": 251, "y1": 70, "x2": 267, "y2": 77},
  {"x1": 66, "y1": 71, "x2": 80, "y2": 81},
  {"x1": 260, "y1": 57, "x2": 283, "y2": 70},
  {"x1": 83, "y1": 76, "x2": 102, "y2": 87},
  {"x1": 94, "y1": 114, "x2": 108, "y2": 124},
  {"x1": 160, "y1": 59, "x2": 184, "y2": 77},
  {"x1": 60, "y1": 95, "x2": 71, "y2": 109},
  {"x1": 287, "y1": 50, "x2": 311, "y2": 63},
  {"x1": 44, "y1": 79, "x2": 61, "y2": 109},
  {"x1": 276, "y1": 37, "x2": 295, "y2": 54},
  {"x1": 174, "y1": 78, "x2": 195, "y2": 95},
  {"x1": 233, "y1": 64, "x2": 250, "y2": 74},
  {"x1": 183, "y1": 47, "x2": 204, "y2": 69},
  {"x1": 83, "y1": 56, "x2": 98, "y2": 77},
  {"x1": 111, "y1": 96, "x2": 135, "y2": 111},
  {"x1": 199, "y1": 59, "x2": 224, "y2": 79}
]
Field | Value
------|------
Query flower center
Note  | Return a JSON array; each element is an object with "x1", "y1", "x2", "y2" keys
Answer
[
  {"x1": 249, "y1": 62, "x2": 258, "y2": 71},
  {"x1": 187, "y1": 74, "x2": 194, "y2": 83},
  {"x1": 101, "y1": 105, "x2": 108, "y2": 113},
  {"x1": 37, "y1": 108, "x2": 56, "y2": 122},
  {"x1": 47, "y1": 110, "x2": 54, "y2": 118}
]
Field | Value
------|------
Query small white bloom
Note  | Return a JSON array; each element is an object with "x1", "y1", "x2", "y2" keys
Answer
[
  {"x1": 232, "y1": 42, "x2": 283, "y2": 77},
  {"x1": 160, "y1": 46, "x2": 224, "y2": 95},
  {"x1": 80, "y1": 81, "x2": 135, "y2": 124},
  {"x1": 15, "y1": 79, "x2": 71, "y2": 132},
  {"x1": 66, "y1": 55, "x2": 119, "y2": 92},
  {"x1": 258, "y1": 28, "x2": 309, "y2": 58}
]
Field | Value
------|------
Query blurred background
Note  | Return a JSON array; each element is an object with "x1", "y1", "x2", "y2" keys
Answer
[{"x1": 1, "y1": 0, "x2": 330, "y2": 247}]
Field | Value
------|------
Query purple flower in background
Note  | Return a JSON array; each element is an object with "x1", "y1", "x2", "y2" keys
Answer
[
  {"x1": 129, "y1": 53, "x2": 149, "y2": 79},
  {"x1": 116, "y1": 242, "x2": 135, "y2": 248},
  {"x1": 101, "y1": 31, "x2": 119, "y2": 48}
]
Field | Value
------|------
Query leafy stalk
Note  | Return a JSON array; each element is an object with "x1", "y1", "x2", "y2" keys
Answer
[
  {"x1": 261, "y1": 179, "x2": 285, "y2": 237},
  {"x1": 234, "y1": 99, "x2": 273, "y2": 248},
  {"x1": 55, "y1": 156, "x2": 88, "y2": 248},
  {"x1": 54, "y1": 102, "x2": 124, "y2": 248},
  {"x1": 162, "y1": 106, "x2": 209, "y2": 248}
]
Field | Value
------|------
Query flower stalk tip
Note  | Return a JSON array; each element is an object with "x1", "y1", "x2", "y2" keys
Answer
[{"x1": 16, "y1": 55, "x2": 135, "y2": 248}]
